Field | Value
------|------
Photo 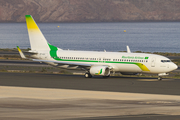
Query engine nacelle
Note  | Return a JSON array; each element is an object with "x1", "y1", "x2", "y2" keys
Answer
[{"x1": 90, "y1": 66, "x2": 110, "y2": 76}]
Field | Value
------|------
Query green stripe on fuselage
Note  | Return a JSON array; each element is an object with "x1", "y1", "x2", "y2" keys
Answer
[
  {"x1": 48, "y1": 43, "x2": 60, "y2": 60},
  {"x1": 48, "y1": 44, "x2": 150, "y2": 71}
]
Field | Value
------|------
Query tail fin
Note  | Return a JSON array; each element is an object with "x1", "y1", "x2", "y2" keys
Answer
[{"x1": 25, "y1": 15, "x2": 57, "y2": 51}]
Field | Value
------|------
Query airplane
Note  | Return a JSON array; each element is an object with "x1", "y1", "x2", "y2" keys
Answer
[{"x1": 17, "y1": 15, "x2": 178, "y2": 80}]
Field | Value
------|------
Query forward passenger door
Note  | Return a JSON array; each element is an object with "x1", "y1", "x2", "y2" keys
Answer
[{"x1": 151, "y1": 58, "x2": 156, "y2": 67}]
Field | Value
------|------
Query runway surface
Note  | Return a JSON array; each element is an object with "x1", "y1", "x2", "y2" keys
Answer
[
  {"x1": 1, "y1": 72, "x2": 180, "y2": 95},
  {"x1": 1, "y1": 72, "x2": 180, "y2": 120}
]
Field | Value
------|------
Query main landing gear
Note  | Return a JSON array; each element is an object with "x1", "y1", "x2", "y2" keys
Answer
[
  {"x1": 158, "y1": 76, "x2": 162, "y2": 81},
  {"x1": 84, "y1": 72, "x2": 110, "y2": 78},
  {"x1": 84, "y1": 72, "x2": 92, "y2": 78}
]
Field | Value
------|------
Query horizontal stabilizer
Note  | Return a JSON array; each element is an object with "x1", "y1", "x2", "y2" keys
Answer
[
  {"x1": 25, "y1": 50, "x2": 38, "y2": 54},
  {"x1": 17, "y1": 46, "x2": 26, "y2": 59}
]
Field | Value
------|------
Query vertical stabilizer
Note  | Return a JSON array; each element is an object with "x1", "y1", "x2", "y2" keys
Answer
[{"x1": 25, "y1": 15, "x2": 50, "y2": 51}]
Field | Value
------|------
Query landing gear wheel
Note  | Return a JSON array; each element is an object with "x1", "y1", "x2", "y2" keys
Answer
[
  {"x1": 158, "y1": 76, "x2": 162, "y2": 81},
  {"x1": 85, "y1": 73, "x2": 92, "y2": 78}
]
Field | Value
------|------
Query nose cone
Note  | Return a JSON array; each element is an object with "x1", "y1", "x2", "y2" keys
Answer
[{"x1": 170, "y1": 63, "x2": 178, "y2": 71}]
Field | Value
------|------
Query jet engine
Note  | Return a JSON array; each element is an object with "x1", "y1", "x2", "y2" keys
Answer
[{"x1": 90, "y1": 66, "x2": 110, "y2": 76}]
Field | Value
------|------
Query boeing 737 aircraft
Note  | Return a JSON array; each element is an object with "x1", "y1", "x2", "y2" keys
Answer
[{"x1": 17, "y1": 15, "x2": 178, "y2": 80}]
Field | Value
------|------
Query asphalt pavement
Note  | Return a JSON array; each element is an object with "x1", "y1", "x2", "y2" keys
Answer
[{"x1": 1, "y1": 72, "x2": 180, "y2": 95}]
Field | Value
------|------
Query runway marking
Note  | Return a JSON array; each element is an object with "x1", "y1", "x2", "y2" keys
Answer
[
  {"x1": 137, "y1": 79, "x2": 159, "y2": 81},
  {"x1": 137, "y1": 78, "x2": 174, "y2": 81},
  {"x1": 0, "y1": 86, "x2": 180, "y2": 101}
]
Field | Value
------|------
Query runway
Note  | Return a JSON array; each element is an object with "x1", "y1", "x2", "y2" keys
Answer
[
  {"x1": 1, "y1": 72, "x2": 180, "y2": 119},
  {"x1": 1, "y1": 72, "x2": 180, "y2": 95}
]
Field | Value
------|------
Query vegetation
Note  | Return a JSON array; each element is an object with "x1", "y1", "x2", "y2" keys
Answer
[
  {"x1": 171, "y1": 59, "x2": 180, "y2": 65},
  {"x1": 0, "y1": 65, "x2": 72, "y2": 75},
  {"x1": 0, "y1": 48, "x2": 30, "y2": 52}
]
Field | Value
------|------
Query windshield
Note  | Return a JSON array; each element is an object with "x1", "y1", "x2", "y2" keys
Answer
[{"x1": 161, "y1": 60, "x2": 171, "y2": 63}]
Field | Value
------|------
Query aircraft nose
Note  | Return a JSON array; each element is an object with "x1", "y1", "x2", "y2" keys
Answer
[{"x1": 171, "y1": 63, "x2": 178, "y2": 71}]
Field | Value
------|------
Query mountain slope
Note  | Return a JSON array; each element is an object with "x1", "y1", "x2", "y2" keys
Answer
[{"x1": 1, "y1": 0, "x2": 180, "y2": 22}]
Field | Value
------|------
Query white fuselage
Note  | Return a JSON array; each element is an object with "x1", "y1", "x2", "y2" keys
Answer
[{"x1": 33, "y1": 50, "x2": 177, "y2": 74}]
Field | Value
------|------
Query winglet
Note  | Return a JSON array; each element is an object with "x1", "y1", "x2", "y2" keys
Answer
[
  {"x1": 17, "y1": 46, "x2": 26, "y2": 59},
  {"x1": 127, "y1": 46, "x2": 131, "y2": 53}
]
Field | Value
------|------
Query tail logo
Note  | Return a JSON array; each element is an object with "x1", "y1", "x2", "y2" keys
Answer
[{"x1": 95, "y1": 69, "x2": 103, "y2": 75}]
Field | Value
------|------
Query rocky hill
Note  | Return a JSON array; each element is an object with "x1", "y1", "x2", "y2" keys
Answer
[{"x1": 1, "y1": 0, "x2": 180, "y2": 22}]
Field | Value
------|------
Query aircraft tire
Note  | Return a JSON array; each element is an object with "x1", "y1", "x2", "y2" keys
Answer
[
  {"x1": 85, "y1": 73, "x2": 92, "y2": 78},
  {"x1": 158, "y1": 76, "x2": 162, "y2": 80}
]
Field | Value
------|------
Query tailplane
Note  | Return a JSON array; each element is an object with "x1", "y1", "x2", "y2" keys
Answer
[{"x1": 17, "y1": 46, "x2": 26, "y2": 59}]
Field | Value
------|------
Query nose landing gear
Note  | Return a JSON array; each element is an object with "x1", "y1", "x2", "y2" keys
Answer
[{"x1": 158, "y1": 73, "x2": 169, "y2": 81}]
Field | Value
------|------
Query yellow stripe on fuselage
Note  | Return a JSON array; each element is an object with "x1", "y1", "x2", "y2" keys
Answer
[{"x1": 136, "y1": 63, "x2": 150, "y2": 71}]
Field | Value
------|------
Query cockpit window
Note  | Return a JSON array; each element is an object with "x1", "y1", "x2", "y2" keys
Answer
[{"x1": 161, "y1": 60, "x2": 171, "y2": 63}]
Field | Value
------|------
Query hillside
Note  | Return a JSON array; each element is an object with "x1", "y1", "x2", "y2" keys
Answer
[{"x1": 1, "y1": 0, "x2": 180, "y2": 22}]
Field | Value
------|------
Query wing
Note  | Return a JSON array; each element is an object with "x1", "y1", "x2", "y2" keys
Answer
[{"x1": 32, "y1": 59, "x2": 92, "y2": 68}]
